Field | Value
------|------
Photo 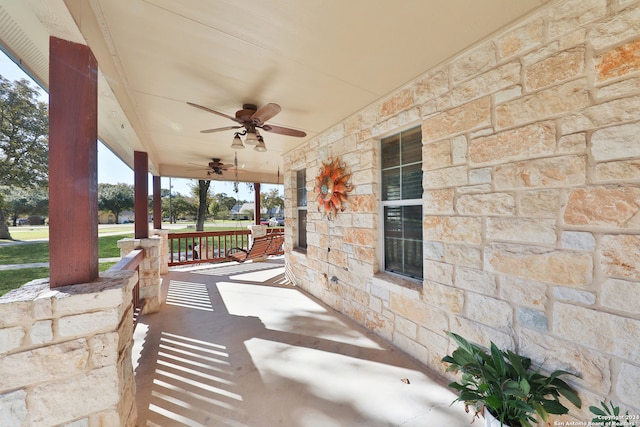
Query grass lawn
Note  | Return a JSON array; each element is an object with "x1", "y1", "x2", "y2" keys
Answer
[
  {"x1": 0, "y1": 262, "x2": 116, "y2": 297},
  {"x1": 0, "y1": 234, "x2": 133, "y2": 265},
  {"x1": 5, "y1": 225, "x2": 135, "y2": 241}
]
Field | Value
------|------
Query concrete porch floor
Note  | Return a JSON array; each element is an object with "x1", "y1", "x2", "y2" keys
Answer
[{"x1": 132, "y1": 258, "x2": 470, "y2": 427}]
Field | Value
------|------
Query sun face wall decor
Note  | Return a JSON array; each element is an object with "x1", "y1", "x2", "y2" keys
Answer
[{"x1": 314, "y1": 157, "x2": 354, "y2": 219}]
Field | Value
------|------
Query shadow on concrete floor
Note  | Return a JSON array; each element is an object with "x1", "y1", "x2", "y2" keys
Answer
[{"x1": 133, "y1": 259, "x2": 469, "y2": 427}]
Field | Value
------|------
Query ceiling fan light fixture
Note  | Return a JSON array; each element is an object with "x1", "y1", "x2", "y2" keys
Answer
[
  {"x1": 254, "y1": 137, "x2": 267, "y2": 152},
  {"x1": 231, "y1": 133, "x2": 245, "y2": 149},
  {"x1": 244, "y1": 130, "x2": 258, "y2": 145}
]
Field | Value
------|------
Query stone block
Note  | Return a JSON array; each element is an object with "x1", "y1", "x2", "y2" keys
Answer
[
  {"x1": 547, "y1": 0, "x2": 607, "y2": 40},
  {"x1": 29, "y1": 365, "x2": 120, "y2": 427},
  {"x1": 499, "y1": 276, "x2": 548, "y2": 309},
  {"x1": 519, "y1": 328, "x2": 611, "y2": 394},
  {"x1": 390, "y1": 292, "x2": 444, "y2": 325},
  {"x1": 601, "y1": 234, "x2": 640, "y2": 281},
  {"x1": 494, "y1": 155, "x2": 586, "y2": 190},
  {"x1": 424, "y1": 241, "x2": 444, "y2": 261},
  {"x1": 592, "y1": 122, "x2": 640, "y2": 162},
  {"x1": 343, "y1": 228, "x2": 373, "y2": 246},
  {"x1": 444, "y1": 244, "x2": 482, "y2": 269},
  {"x1": 617, "y1": 362, "x2": 640, "y2": 408},
  {"x1": 519, "y1": 189, "x2": 561, "y2": 217},
  {"x1": 58, "y1": 309, "x2": 120, "y2": 338},
  {"x1": 553, "y1": 302, "x2": 640, "y2": 364},
  {"x1": 497, "y1": 18, "x2": 544, "y2": 59},
  {"x1": 451, "y1": 62, "x2": 521, "y2": 105},
  {"x1": 424, "y1": 216, "x2": 482, "y2": 244},
  {"x1": 422, "y1": 97, "x2": 491, "y2": 141},
  {"x1": 53, "y1": 278, "x2": 128, "y2": 316},
  {"x1": 422, "y1": 165, "x2": 468, "y2": 189},
  {"x1": 561, "y1": 231, "x2": 596, "y2": 251},
  {"x1": 469, "y1": 168, "x2": 491, "y2": 184},
  {"x1": 596, "y1": 76, "x2": 640, "y2": 99},
  {"x1": 485, "y1": 243, "x2": 593, "y2": 287},
  {"x1": 423, "y1": 281, "x2": 464, "y2": 314},
  {"x1": 451, "y1": 135, "x2": 467, "y2": 164},
  {"x1": 30, "y1": 320, "x2": 53, "y2": 345},
  {"x1": 487, "y1": 217, "x2": 556, "y2": 244},
  {"x1": 0, "y1": 326, "x2": 25, "y2": 355},
  {"x1": 395, "y1": 316, "x2": 417, "y2": 339},
  {"x1": 524, "y1": 48, "x2": 585, "y2": 91},
  {"x1": 470, "y1": 122, "x2": 555, "y2": 166},
  {"x1": 423, "y1": 259, "x2": 453, "y2": 286},
  {"x1": 456, "y1": 193, "x2": 515, "y2": 216},
  {"x1": 379, "y1": 88, "x2": 413, "y2": 118},
  {"x1": 392, "y1": 331, "x2": 428, "y2": 366},
  {"x1": 414, "y1": 68, "x2": 449, "y2": 104},
  {"x1": 0, "y1": 389, "x2": 27, "y2": 427},
  {"x1": 595, "y1": 159, "x2": 640, "y2": 183},
  {"x1": 450, "y1": 43, "x2": 497, "y2": 85},
  {"x1": 0, "y1": 299, "x2": 32, "y2": 328},
  {"x1": 423, "y1": 189, "x2": 454, "y2": 214},
  {"x1": 496, "y1": 80, "x2": 591, "y2": 129},
  {"x1": 89, "y1": 332, "x2": 119, "y2": 368},
  {"x1": 553, "y1": 286, "x2": 596, "y2": 306},
  {"x1": 466, "y1": 293, "x2": 512, "y2": 330},
  {"x1": 516, "y1": 307, "x2": 548, "y2": 331},
  {"x1": 494, "y1": 88, "x2": 525, "y2": 111},
  {"x1": 449, "y1": 315, "x2": 514, "y2": 352},
  {"x1": 602, "y1": 278, "x2": 640, "y2": 315},
  {"x1": 591, "y1": 3, "x2": 640, "y2": 50},
  {"x1": 422, "y1": 140, "x2": 451, "y2": 170},
  {"x1": 596, "y1": 38, "x2": 640, "y2": 82},
  {"x1": 561, "y1": 96, "x2": 640, "y2": 135},
  {"x1": 455, "y1": 267, "x2": 496, "y2": 295},
  {"x1": 558, "y1": 133, "x2": 587, "y2": 153},
  {"x1": 0, "y1": 339, "x2": 89, "y2": 390}
]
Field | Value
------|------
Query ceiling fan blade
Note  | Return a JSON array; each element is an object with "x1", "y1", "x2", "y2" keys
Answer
[
  {"x1": 251, "y1": 103, "x2": 281, "y2": 125},
  {"x1": 261, "y1": 124, "x2": 307, "y2": 138},
  {"x1": 187, "y1": 102, "x2": 243, "y2": 123},
  {"x1": 200, "y1": 126, "x2": 242, "y2": 134}
]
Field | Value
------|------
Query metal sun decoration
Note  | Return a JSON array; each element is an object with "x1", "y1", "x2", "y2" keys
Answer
[{"x1": 314, "y1": 157, "x2": 354, "y2": 219}]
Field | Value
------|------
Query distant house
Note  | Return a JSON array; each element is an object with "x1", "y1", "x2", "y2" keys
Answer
[
  {"x1": 230, "y1": 203, "x2": 270, "y2": 220},
  {"x1": 98, "y1": 210, "x2": 134, "y2": 224}
]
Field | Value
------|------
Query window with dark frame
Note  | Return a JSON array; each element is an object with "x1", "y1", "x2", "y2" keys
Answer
[
  {"x1": 381, "y1": 126, "x2": 423, "y2": 280},
  {"x1": 296, "y1": 169, "x2": 307, "y2": 250}
]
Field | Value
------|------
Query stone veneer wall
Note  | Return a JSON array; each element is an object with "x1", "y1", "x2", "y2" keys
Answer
[
  {"x1": 283, "y1": 0, "x2": 640, "y2": 421},
  {"x1": 0, "y1": 271, "x2": 137, "y2": 427},
  {"x1": 118, "y1": 234, "x2": 164, "y2": 314}
]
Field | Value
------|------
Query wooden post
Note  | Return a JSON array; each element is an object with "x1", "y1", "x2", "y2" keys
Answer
[
  {"x1": 254, "y1": 182, "x2": 261, "y2": 225},
  {"x1": 48, "y1": 37, "x2": 98, "y2": 288},
  {"x1": 134, "y1": 151, "x2": 149, "y2": 239},
  {"x1": 153, "y1": 176, "x2": 162, "y2": 229}
]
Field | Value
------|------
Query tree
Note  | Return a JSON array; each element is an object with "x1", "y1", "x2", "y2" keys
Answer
[
  {"x1": 163, "y1": 194, "x2": 196, "y2": 222},
  {"x1": 98, "y1": 183, "x2": 134, "y2": 224},
  {"x1": 262, "y1": 188, "x2": 284, "y2": 216},
  {"x1": 4, "y1": 187, "x2": 48, "y2": 225},
  {"x1": 0, "y1": 76, "x2": 49, "y2": 239},
  {"x1": 191, "y1": 180, "x2": 211, "y2": 231}
]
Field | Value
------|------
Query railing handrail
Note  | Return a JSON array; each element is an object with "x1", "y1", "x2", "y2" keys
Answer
[
  {"x1": 168, "y1": 229, "x2": 251, "y2": 238},
  {"x1": 167, "y1": 227, "x2": 284, "y2": 267},
  {"x1": 107, "y1": 249, "x2": 145, "y2": 272}
]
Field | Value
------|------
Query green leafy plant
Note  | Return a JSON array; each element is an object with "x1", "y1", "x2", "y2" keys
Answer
[
  {"x1": 590, "y1": 401, "x2": 637, "y2": 427},
  {"x1": 442, "y1": 331, "x2": 581, "y2": 427}
]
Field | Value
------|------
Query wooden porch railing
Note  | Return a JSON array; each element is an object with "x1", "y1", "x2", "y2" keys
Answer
[
  {"x1": 168, "y1": 227, "x2": 284, "y2": 267},
  {"x1": 107, "y1": 249, "x2": 145, "y2": 326}
]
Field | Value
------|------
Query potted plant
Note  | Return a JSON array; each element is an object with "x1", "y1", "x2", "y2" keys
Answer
[
  {"x1": 441, "y1": 332, "x2": 582, "y2": 427},
  {"x1": 590, "y1": 401, "x2": 638, "y2": 427}
]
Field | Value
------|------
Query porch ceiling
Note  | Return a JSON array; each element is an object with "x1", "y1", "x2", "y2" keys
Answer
[{"x1": 0, "y1": 0, "x2": 546, "y2": 184}]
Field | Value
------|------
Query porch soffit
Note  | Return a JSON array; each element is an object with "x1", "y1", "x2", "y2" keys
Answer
[{"x1": 0, "y1": 0, "x2": 547, "y2": 183}]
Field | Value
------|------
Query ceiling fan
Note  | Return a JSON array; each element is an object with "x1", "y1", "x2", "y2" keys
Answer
[
  {"x1": 186, "y1": 102, "x2": 306, "y2": 151},
  {"x1": 188, "y1": 158, "x2": 241, "y2": 176}
]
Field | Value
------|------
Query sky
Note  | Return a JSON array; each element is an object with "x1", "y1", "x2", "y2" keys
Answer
[{"x1": 0, "y1": 50, "x2": 280, "y2": 202}]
